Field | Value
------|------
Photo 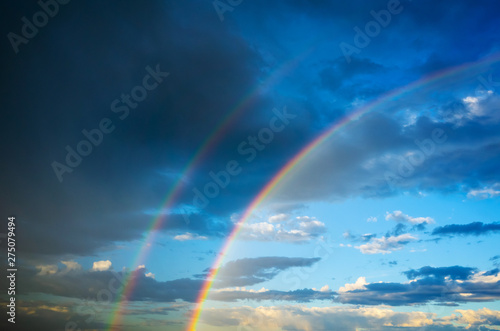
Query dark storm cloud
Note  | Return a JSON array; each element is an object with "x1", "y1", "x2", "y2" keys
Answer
[
  {"x1": 432, "y1": 222, "x2": 500, "y2": 236},
  {"x1": 0, "y1": 0, "x2": 308, "y2": 261}
]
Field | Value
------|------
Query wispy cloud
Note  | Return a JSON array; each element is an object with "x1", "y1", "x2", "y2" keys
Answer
[
  {"x1": 432, "y1": 222, "x2": 500, "y2": 236},
  {"x1": 355, "y1": 234, "x2": 417, "y2": 254}
]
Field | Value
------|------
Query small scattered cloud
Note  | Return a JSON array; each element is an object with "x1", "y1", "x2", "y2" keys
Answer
[
  {"x1": 239, "y1": 216, "x2": 326, "y2": 243},
  {"x1": 367, "y1": 216, "x2": 377, "y2": 222},
  {"x1": 173, "y1": 232, "x2": 208, "y2": 241},
  {"x1": 91, "y1": 260, "x2": 112, "y2": 271},
  {"x1": 338, "y1": 277, "x2": 367, "y2": 293},
  {"x1": 268, "y1": 213, "x2": 288, "y2": 223},
  {"x1": 386, "y1": 210, "x2": 435, "y2": 224},
  {"x1": 36, "y1": 265, "x2": 58, "y2": 276}
]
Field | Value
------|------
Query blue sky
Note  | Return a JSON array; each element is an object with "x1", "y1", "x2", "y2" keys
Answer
[{"x1": 1, "y1": 0, "x2": 500, "y2": 330}]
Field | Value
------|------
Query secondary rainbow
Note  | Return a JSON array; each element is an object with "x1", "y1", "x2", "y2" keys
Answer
[
  {"x1": 106, "y1": 46, "x2": 316, "y2": 330},
  {"x1": 186, "y1": 51, "x2": 500, "y2": 331}
]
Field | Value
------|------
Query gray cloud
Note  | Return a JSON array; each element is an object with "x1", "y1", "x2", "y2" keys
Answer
[{"x1": 208, "y1": 256, "x2": 322, "y2": 288}]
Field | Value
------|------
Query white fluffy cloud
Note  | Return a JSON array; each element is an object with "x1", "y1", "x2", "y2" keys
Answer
[
  {"x1": 385, "y1": 210, "x2": 435, "y2": 224},
  {"x1": 355, "y1": 234, "x2": 417, "y2": 254},
  {"x1": 338, "y1": 277, "x2": 368, "y2": 293},
  {"x1": 91, "y1": 260, "x2": 112, "y2": 271}
]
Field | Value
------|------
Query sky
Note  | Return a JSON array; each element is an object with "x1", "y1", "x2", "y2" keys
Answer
[{"x1": 1, "y1": 0, "x2": 500, "y2": 330}]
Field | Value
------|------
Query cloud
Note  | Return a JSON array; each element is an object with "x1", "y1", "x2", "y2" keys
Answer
[
  {"x1": 386, "y1": 210, "x2": 435, "y2": 224},
  {"x1": 0, "y1": 299, "x2": 105, "y2": 331},
  {"x1": 448, "y1": 308, "x2": 500, "y2": 329},
  {"x1": 403, "y1": 266, "x2": 477, "y2": 281},
  {"x1": 91, "y1": 260, "x2": 112, "y2": 271},
  {"x1": 367, "y1": 216, "x2": 377, "y2": 222},
  {"x1": 23, "y1": 266, "x2": 203, "y2": 303},
  {"x1": 338, "y1": 277, "x2": 367, "y2": 293},
  {"x1": 268, "y1": 213, "x2": 288, "y2": 223},
  {"x1": 336, "y1": 266, "x2": 500, "y2": 306},
  {"x1": 212, "y1": 256, "x2": 321, "y2": 288},
  {"x1": 201, "y1": 305, "x2": 500, "y2": 331},
  {"x1": 490, "y1": 255, "x2": 500, "y2": 267},
  {"x1": 239, "y1": 216, "x2": 326, "y2": 243},
  {"x1": 23, "y1": 256, "x2": 324, "y2": 304},
  {"x1": 467, "y1": 183, "x2": 500, "y2": 199},
  {"x1": 200, "y1": 305, "x2": 441, "y2": 331},
  {"x1": 355, "y1": 234, "x2": 417, "y2": 254},
  {"x1": 210, "y1": 287, "x2": 335, "y2": 302},
  {"x1": 36, "y1": 265, "x2": 58, "y2": 276},
  {"x1": 173, "y1": 232, "x2": 208, "y2": 241},
  {"x1": 61, "y1": 261, "x2": 82, "y2": 271},
  {"x1": 432, "y1": 222, "x2": 500, "y2": 236}
]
